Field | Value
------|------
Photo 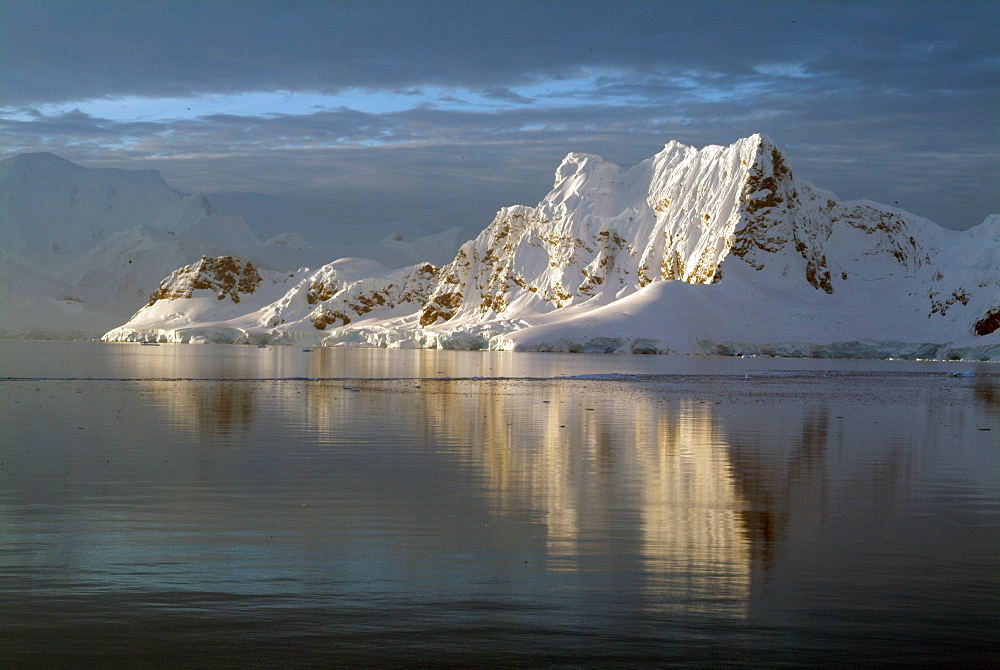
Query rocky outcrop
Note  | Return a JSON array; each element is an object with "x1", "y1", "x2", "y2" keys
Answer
[
  {"x1": 146, "y1": 256, "x2": 263, "y2": 305},
  {"x1": 302, "y1": 262, "x2": 440, "y2": 329}
]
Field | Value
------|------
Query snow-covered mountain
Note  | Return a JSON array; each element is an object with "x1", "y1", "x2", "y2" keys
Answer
[
  {"x1": 103, "y1": 134, "x2": 1000, "y2": 360},
  {"x1": 0, "y1": 153, "x2": 464, "y2": 338}
]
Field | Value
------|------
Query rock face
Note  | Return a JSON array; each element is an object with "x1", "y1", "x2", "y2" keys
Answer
[
  {"x1": 249, "y1": 260, "x2": 440, "y2": 334},
  {"x1": 146, "y1": 256, "x2": 264, "y2": 305},
  {"x1": 104, "y1": 135, "x2": 1000, "y2": 359},
  {"x1": 103, "y1": 257, "x2": 442, "y2": 344},
  {"x1": 300, "y1": 262, "x2": 440, "y2": 330}
]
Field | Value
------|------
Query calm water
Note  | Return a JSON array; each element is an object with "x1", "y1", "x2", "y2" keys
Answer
[{"x1": 1, "y1": 341, "x2": 997, "y2": 667}]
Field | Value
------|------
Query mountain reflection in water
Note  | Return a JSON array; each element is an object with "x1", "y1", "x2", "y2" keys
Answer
[{"x1": 0, "y1": 341, "x2": 997, "y2": 667}]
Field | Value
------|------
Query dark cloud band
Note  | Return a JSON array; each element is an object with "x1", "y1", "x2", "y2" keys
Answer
[{"x1": 1, "y1": 1, "x2": 996, "y2": 232}]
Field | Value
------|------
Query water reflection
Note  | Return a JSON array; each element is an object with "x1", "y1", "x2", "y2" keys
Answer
[
  {"x1": 336, "y1": 379, "x2": 755, "y2": 617},
  {"x1": 5, "y1": 344, "x2": 997, "y2": 665},
  {"x1": 974, "y1": 374, "x2": 1000, "y2": 414},
  {"x1": 113, "y1": 373, "x2": 755, "y2": 615},
  {"x1": 101, "y1": 352, "x2": 1000, "y2": 623}
]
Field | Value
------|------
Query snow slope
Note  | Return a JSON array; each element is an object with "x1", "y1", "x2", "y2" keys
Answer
[
  {"x1": 0, "y1": 153, "x2": 463, "y2": 338},
  {"x1": 103, "y1": 134, "x2": 1000, "y2": 360}
]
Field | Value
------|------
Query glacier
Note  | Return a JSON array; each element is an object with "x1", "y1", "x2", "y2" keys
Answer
[{"x1": 100, "y1": 134, "x2": 1000, "y2": 361}]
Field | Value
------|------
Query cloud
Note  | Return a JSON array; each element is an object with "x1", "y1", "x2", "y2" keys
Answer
[
  {"x1": 2, "y1": 1, "x2": 991, "y2": 105},
  {"x1": 0, "y1": 1, "x2": 996, "y2": 232},
  {"x1": 480, "y1": 87, "x2": 535, "y2": 105}
]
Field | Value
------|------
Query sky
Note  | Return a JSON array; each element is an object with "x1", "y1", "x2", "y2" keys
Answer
[{"x1": 1, "y1": 0, "x2": 997, "y2": 235}]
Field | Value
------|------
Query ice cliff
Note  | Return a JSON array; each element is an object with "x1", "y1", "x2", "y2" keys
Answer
[{"x1": 102, "y1": 134, "x2": 1000, "y2": 359}]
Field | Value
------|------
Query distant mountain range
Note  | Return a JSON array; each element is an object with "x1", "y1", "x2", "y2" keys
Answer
[
  {"x1": 99, "y1": 135, "x2": 1000, "y2": 360},
  {"x1": 0, "y1": 152, "x2": 464, "y2": 338}
]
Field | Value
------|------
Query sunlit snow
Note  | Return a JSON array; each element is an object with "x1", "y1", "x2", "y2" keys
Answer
[{"x1": 95, "y1": 135, "x2": 1000, "y2": 361}]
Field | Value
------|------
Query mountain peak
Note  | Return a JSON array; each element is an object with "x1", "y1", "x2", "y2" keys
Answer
[
  {"x1": 1, "y1": 151, "x2": 82, "y2": 174},
  {"x1": 746, "y1": 131, "x2": 775, "y2": 147},
  {"x1": 0, "y1": 151, "x2": 178, "y2": 192},
  {"x1": 0, "y1": 152, "x2": 192, "y2": 256},
  {"x1": 553, "y1": 152, "x2": 618, "y2": 188}
]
